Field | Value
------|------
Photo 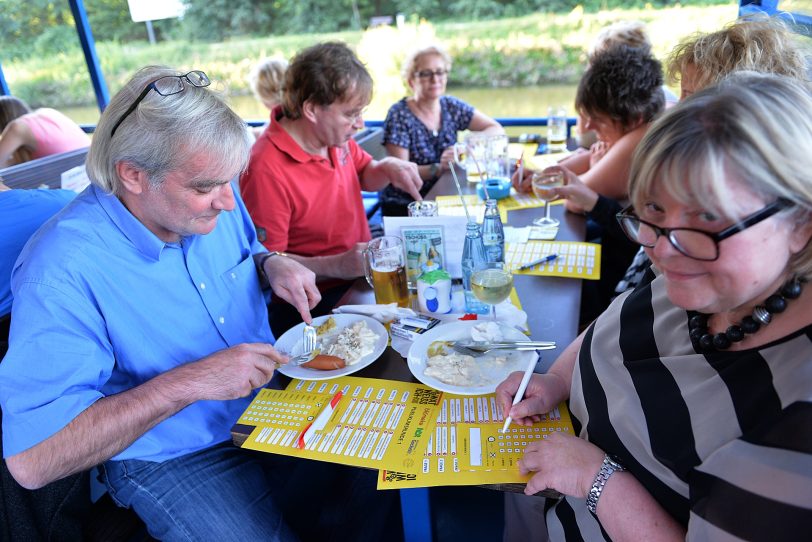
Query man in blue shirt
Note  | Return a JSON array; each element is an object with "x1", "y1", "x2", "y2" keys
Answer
[{"x1": 0, "y1": 67, "x2": 394, "y2": 541}]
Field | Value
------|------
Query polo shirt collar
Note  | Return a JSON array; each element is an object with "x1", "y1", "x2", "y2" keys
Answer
[
  {"x1": 92, "y1": 184, "x2": 177, "y2": 262},
  {"x1": 267, "y1": 106, "x2": 338, "y2": 165}
]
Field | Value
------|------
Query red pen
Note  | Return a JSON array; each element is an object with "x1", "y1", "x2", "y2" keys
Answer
[{"x1": 297, "y1": 391, "x2": 344, "y2": 449}]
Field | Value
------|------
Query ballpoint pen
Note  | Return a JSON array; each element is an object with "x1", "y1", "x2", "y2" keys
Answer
[
  {"x1": 297, "y1": 390, "x2": 343, "y2": 449},
  {"x1": 517, "y1": 253, "x2": 557, "y2": 271},
  {"x1": 501, "y1": 356, "x2": 537, "y2": 433}
]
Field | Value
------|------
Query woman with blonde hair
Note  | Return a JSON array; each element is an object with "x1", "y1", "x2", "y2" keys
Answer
[
  {"x1": 499, "y1": 72, "x2": 812, "y2": 541},
  {"x1": 668, "y1": 16, "x2": 808, "y2": 99},
  {"x1": 381, "y1": 43, "x2": 503, "y2": 216}
]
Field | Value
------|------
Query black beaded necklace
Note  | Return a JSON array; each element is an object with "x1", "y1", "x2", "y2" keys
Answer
[{"x1": 688, "y1": 278, "x2": 804, "y2": 352}]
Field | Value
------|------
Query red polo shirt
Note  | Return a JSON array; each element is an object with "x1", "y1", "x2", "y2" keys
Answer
[{"x1": 240, "y1": 108, "x2": 373, "y2": 258}]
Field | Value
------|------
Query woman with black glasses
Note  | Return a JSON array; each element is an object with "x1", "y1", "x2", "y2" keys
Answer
[
  {"x1": 380, "y1": 43, "x2": 503, "y2": 215},
  {"x1": 497, "y1": 72, "x2": 812, "y2": 541}
]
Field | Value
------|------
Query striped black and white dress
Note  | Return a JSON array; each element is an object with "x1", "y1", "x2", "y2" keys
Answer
[{"x1": 546, "y1": 269, "x2": 812, "y2": 541}]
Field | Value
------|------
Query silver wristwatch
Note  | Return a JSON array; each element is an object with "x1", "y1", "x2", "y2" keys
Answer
[{"x1": 586, "y1": 454, "x2": 625, "y2": 515}]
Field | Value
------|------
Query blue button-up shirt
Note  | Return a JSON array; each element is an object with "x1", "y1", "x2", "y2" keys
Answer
[{"x1": 0, "y1": 184, "x2": 273, "y2": 461}]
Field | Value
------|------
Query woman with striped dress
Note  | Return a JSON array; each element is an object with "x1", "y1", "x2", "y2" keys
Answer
[{"x1": 497, "y1": 72, "x2": 812, "y2": 541}]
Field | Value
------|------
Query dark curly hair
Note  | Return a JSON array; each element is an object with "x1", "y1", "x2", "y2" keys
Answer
[
  {"x1": 282, "y1": 41, "x2": 373, "y2": 120},
  {"x1": 575, "y1": 45, "x2": 664, "y2": 131}
]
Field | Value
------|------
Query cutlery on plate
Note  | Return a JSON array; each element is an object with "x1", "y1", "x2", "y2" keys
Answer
[
  {"x1": 455, "y1": 340, "x2": 556, "y2": 349},
  {"x1": 450, "y1": 341, "x2": 556, "y2": 357}
]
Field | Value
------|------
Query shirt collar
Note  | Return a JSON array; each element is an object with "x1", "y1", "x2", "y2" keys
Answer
[
  {"x1": 267, "y1": 106, "x2": 318, "y2": 164},
  {"x1": 92, "y1": 184, "x2": 175, "y2": 262}
]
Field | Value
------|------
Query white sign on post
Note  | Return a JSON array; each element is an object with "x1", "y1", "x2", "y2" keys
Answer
[{"x1": 127, "y1": 0, "x2": 185, "y2": 22}]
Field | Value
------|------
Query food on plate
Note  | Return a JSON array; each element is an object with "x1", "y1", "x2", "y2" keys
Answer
[
  {"x1": 424, "y1": 350, "x2": 509, "y2": 387},
  {"x1": 470, "y1": 321, "x2": 504, "y2": 342},
  {"x1": 427, "y1": 340, "x2": 452, "y2": 357},
  {"x1": 302, "y1": 354, "x2": 346, "y2": 370},
  {"x1": 323, "y1": 320, "x2": 377, "y2": 365},
  {"x1": 316, "y1": 316, "x2": 337, "y2": 336}
]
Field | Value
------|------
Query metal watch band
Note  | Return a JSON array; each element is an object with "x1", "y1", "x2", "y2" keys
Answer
[{"x1": 586, "y1": 454, "x2": 625, "y2": 515}]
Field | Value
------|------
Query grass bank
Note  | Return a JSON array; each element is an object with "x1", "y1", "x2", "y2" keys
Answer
[{"x1": 6, "y1": 4, "x2": 738, "y2": 109}]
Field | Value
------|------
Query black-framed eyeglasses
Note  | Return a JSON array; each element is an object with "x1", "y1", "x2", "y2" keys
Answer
[
  {"x1": 110, "y1": 70, "x2": 210, "y2": 137},
  {"x1": 415, "y1": 68, "x2": 449, "y2": 80},
  {"x1": 615, "y1": 198, "x2": 792, "y2": 261}
]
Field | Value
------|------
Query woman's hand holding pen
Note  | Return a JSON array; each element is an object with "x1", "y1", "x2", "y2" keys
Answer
[{"x1": 495, "y1": 371, "x2": 568, "y2": 427}]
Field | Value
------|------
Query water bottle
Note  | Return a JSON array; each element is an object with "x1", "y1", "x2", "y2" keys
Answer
[
  {"x1": 482, "y1": 199, "x2": 505, "y2": 263},
  {"x1": 461, "y1": 222, "x2": 489, "y2": 314}
]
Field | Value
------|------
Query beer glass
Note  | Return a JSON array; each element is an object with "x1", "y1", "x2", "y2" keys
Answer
[{"x1": 363, "y1": 236, "x2": 410, "y2": 307}]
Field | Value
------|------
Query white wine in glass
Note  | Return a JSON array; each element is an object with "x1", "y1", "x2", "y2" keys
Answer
[
  {"x1": 531, "y1": 171, "x2": 564, "y2": 227},
  {"x1": 471, "y1": 263, "x2": 514, "y2": 322}
]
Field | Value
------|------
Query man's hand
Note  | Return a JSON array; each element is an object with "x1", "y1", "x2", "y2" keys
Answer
[
  {"x1": 179, "y1": 343, "x2": 288, "y2": 402},
  {"x1": 377, "y1": 157, "x2": 423, "y2": 201},
  {"x1": 263, "y1": 255, "x2": 321, "y2": 323}
]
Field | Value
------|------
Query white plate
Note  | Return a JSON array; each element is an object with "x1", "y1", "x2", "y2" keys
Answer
[
  {"x1": 407, "y1": 321, "x2": 539, "y2": 395},
  {"x1": 275, "y1": 314, "x2": 388, "y2": 381}
]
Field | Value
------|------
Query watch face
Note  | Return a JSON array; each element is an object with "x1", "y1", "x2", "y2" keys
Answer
[{"x1": 607, "y1": 455, "x2": 625, "y2": 471}]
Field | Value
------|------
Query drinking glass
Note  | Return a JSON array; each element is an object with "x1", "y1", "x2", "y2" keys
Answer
[
  {"x1": 547, "y1": 106, "x2": 568, "y2": 153},
  {"x1": 407, "y1": 201, "x2": 438, "y2": 217},
  {"x1": 470, "y1": 261, "x2": 514, "y2": 322},
  {"x1": 362, "y1": 236, "x2": 410, "y2": 307},
  {"x1": 531, "y1": 171, "x2": 564, "y2": 227}
]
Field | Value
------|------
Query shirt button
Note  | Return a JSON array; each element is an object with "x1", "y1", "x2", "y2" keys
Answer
[
  {"x1": 219, "y1": 317, "x2": 225, "y2": 324},
  {"x1": 231, "y1": 273, "x2": 237, "y2": 279},
  {"x1": 200, "y1": 282, "x2": 206, "y2": 290}
]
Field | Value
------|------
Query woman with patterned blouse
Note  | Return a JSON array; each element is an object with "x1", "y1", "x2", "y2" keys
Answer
[
  {"x1": 380, "y1": 44, "x2": 503, "y2": 215},
  {"x1": 497, "y1": 73, "x2": 812, "y2": 541}
]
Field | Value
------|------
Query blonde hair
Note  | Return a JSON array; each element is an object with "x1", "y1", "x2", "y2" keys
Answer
[
  {"x1": 667, "y1": 16, "x2": 809, "y2": 88},
  {"x1": 249, "y1": 57, "x2": 288, "y2": 110},
  {"x1": 402, "y1": 44, "x2": 452, "y2": 86},
  {"x1": 588, "y1": 20, "x2": 651, "y2": 61},
  {"x1": 630, "y1": 72, "x2": 812, "y2": 279}
]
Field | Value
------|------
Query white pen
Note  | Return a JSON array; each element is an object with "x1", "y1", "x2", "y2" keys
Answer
[
  {"x1": 501, "y1": 356, "x2": 537, "y2": 433},
  {"x1": 517, "y1": 253, "x2": 557, "y2": 271}
]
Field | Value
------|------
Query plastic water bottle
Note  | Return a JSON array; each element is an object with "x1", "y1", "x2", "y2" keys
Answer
[
  {"x1": 482, "y1": 199, "x2": 505, "y2": 263},
  {"x1": 461, "y1": 222, "x2": 489, "y2": 314}
]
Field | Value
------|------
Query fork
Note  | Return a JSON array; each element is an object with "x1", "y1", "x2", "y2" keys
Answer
[
  {"x1": 285, "y1": 325, "x2": 319, "y2": 367},
  {"x1": 451, "y1": 343, "x2": 555, "y2": 357},
  {"x1": 303, "y1": 323, "x2": 317, "y2": 353}
]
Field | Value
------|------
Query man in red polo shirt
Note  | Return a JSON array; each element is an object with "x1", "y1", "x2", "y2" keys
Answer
[{"x1": 241, "y1": 41, "x2": 422, "y2": 336}]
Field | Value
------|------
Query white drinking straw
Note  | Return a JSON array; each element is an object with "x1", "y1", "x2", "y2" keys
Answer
[
  {"x1": 449, "y1": 160, "x2": 473, "y2": 224},
  {"x1": 501, "y1": 355, "x2": 537, "y2": 433}
]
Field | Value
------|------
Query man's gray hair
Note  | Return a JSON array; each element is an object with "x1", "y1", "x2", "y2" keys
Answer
[{"x1": 87, "y1": 66, "x2": 250, "y2": 196}]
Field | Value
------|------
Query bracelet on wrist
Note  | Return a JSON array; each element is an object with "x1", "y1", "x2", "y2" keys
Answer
[
  {"x1": 258, "y1": 251, "x2": 287, "y2": 273},
  {"x1": 585, "y1": 454, "x2": 625, "y2": 515}
]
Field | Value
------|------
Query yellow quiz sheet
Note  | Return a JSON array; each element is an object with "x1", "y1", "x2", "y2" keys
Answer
[
  {"x1": 377, "y1": 393, "x2": 573, "y2": 489},
  {"x1": 506, "y1": 241, "x2": 601, "y2": 280},
  {"x1": 237, "y1": 376, "x2": 442, "y2": 473}
]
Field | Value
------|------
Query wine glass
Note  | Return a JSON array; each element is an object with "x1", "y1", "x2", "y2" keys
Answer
[
  {"x1": 531, "y1": 171, "x2": 564, "y2": 227},
  {"x1": 470, "y1": 262, "x2": 514, "y2": 322}
]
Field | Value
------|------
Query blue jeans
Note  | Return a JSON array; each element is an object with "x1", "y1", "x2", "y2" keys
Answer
[{"x1": 101, "y1": 441, "x2": 399, "y2": 542}]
